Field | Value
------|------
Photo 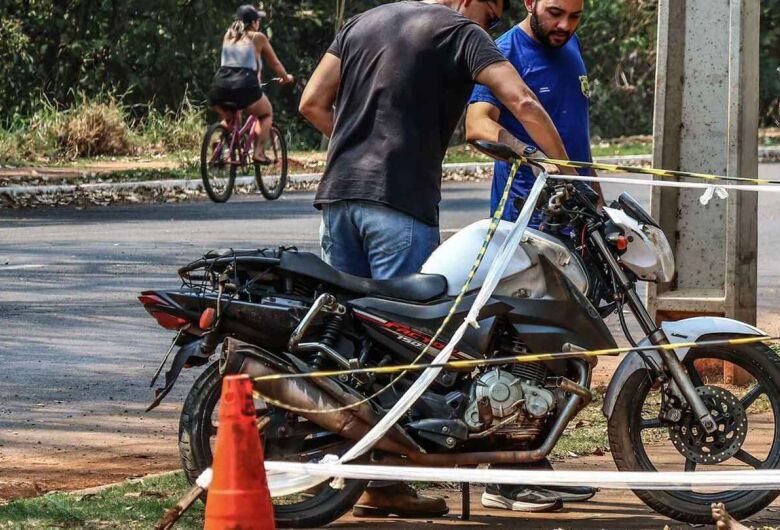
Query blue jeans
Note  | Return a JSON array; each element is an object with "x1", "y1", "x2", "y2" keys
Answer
[{"x1": 320, "y1": 200, "x2": 440, "y2": 280}]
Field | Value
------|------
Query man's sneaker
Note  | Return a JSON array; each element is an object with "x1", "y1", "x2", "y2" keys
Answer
[
  {"x1": 535, "y1": 484, "x2": 597, "y2": 502},
  {"x1": 527, "y1": 459, "x2": 597, "y2": 502},
  {"x1": 481, "y1": 484, "x2": 563, "y2": 512}
]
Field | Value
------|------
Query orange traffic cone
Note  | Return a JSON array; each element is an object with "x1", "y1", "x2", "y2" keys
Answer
[{"x1": 204, "y1": 374, "x2": 275, "y2": 530}]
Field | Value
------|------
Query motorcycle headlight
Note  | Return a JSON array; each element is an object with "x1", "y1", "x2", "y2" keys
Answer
[{"x1": 643, "y1": 224, "x2": 675, "y2": 283}]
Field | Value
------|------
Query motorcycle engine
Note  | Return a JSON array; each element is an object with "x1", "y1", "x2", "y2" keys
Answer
[{"x1": 463, "y1": 365, "x2": 555, "y2": 441}]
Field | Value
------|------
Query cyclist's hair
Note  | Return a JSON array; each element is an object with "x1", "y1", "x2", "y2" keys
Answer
[{"x1": 226, "y1": 20, "x2": 253, "y2": 43}]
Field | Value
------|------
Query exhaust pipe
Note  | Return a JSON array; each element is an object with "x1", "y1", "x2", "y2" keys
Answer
[{"x1": 220, "y1": 339, "x2": 420, "y2": 456}]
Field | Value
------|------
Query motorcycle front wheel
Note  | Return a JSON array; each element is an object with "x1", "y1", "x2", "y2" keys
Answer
[
  {"x1": 179, "y1": 363, "x2": 368, "y2": 528},
  {"x1": 608, "y1": 339, "x2": 780, "y2": 524}
]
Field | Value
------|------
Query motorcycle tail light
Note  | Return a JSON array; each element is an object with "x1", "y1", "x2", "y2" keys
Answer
[
  {"x1": 152, "y1": 312, "x2": 189, "y2": 330},
  {"x1": 138, "y1": 294, "x2": 167, "y2": 307},
  {"x1": 616, "y1": 236, "x2": 628, "y2": 251},
  {"x1": 199, "y1": 308, "x2": 216, "y2": 329}
]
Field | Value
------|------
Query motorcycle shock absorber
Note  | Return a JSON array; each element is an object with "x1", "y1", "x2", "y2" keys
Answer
[
  {"x1": 322, "y1": 314, "x2": 344, "y2": 347},
  {"x1": 311, "y1": 314, "x2": 345, "y2": 370}
]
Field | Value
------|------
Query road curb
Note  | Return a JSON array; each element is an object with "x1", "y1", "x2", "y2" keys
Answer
[
  {"x1": 0, "y1": 156, "x2": 651, "y2": 198},
  {"x1": 1, "y1": 150, "x2": 777, "y2": 204}
]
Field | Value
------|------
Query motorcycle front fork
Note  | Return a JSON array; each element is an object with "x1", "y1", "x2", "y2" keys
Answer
[{"x1": 590, "y1": 231, "x2": 718, "y2": 434}]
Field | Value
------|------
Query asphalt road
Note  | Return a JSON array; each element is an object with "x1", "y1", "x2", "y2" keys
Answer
[{"x1": 1, "y1": 165, "x2": 780, "y2": 527}]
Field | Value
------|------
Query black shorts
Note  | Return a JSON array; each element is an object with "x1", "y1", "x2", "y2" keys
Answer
[{"x1": 209, "y1": 67, "x2": 264, "y2": 109}]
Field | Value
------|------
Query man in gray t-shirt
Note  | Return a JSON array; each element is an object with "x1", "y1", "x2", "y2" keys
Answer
[{"x1": 299, "y1": 0, "x2": 575, "y2": 518}]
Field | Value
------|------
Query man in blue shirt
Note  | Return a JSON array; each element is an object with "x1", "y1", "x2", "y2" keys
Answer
[
  {"x1": 468, "y1": 0, "x2": 601, "y2": 229},
  {"x1": 465, "y1": 0, "x2": 600, "y2": 513}
]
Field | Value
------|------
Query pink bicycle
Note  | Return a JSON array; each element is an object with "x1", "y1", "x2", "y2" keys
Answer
[{"x1": 200, "y1": 80, "x2": 288, "y2": 202}]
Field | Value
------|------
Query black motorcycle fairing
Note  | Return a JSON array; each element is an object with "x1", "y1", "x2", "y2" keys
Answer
[
  {"x1": 618, "y1": 192, "x2": 660, "y2": 228},
  {"x1": 278, "y1": 252, "x2": 448, "y2": 302},
  {"x1": 501, "y1": 254, "x2": 616, "y2": 356},
  {"x1": 165, "y1": 291, "x2": 305, "y2": 348},
  {"x1": 350, "y1": 294, "x2": 510, "y2": 360}
]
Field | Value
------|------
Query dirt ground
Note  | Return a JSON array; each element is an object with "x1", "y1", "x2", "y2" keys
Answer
[
  {"x1": 0, "y1": 357, "x2": 629, "y2": 504},
  {"x1": 4, "y1": 356, "x2": 780, "y2": 529}
]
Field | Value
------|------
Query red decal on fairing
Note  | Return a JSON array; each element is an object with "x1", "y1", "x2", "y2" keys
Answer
[{"x1": 354, "y1": 311, "x2": 470, "y2": 358}]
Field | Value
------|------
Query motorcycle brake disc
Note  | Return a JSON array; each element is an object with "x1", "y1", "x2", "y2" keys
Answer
[{"x1": 668, "y1": 385, "x2": 748, "y2": 465}]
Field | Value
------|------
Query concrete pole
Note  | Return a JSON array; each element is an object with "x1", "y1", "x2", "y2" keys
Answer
[{"x1": 648, "y1": 0, "x2": 760, "y2": 383}]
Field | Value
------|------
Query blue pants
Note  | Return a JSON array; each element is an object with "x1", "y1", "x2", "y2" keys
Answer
[
  {"x1": 320, "y1": 200, "x2": 439, "y2": 490},
  {"x1": 319, "y1": 200, "x2": 440, "y2": 280}
]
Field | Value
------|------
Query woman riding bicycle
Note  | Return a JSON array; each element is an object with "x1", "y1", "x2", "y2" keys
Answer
[{"x1": 208, "y1": 4, "x2": 293, "y2": 164}]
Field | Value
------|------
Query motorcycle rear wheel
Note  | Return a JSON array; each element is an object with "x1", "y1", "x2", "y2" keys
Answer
[
  {"x1": 179, "y1": 363, "x2": 368, "y2": 528},
  {"x1": 608, "y1": 339, "x2": 780, "y2": 524}
]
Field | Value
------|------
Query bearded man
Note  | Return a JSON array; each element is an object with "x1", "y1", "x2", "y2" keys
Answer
[
  {"x1": 467, "y1": 0, "x2": 602, "y2": 230},
  {"x1": 465, "y1": 0, "x2": 601, "y2": 512}
]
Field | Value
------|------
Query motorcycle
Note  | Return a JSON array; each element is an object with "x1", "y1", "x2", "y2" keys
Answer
[{"x1": 140, "y1": 141, "x2": 780, "y2": 527}]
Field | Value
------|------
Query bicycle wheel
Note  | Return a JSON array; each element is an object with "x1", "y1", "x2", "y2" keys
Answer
[
  {"x1": 201, "y1": 123, "x2": 236, "y2": 203},
  {"x1": 255, "y1": 125, "x2": 288, "y2": 200}
]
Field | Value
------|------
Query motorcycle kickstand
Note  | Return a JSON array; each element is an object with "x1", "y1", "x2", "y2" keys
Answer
[{"x1": 460, "y1": 482, "x2": 470, "y2": 520}]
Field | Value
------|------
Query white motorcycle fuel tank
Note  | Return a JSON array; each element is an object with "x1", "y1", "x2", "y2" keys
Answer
[{"x1": 421, "y1": 220, "x2": 589, "y2": 297}]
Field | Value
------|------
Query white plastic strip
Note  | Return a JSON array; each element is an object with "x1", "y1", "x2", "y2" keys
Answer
[
  {"x1": 559, "y1": 174, "x2": 780, "y2": 193},
  {"x1": 265, "y1": 173, "x2": 549, "y2": 497},
  {"x1": 265, "y1": 461, "x2": 780, "y2": 492}
]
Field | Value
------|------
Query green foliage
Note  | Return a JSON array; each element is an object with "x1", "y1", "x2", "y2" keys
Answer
[
  {"x1": 578, "y1": 0, "x2": 658, "y2": 139},
  {"x1": 0, "y1": 93, "x2": 137, "y2": 162},
  {"x1": 761, "y1": 0, "x2": 780, "y2": 126}
]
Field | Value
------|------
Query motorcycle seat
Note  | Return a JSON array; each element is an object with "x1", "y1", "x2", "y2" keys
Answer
[{"x1": 278, "y1": 252, "x2": 448, "y2": 302}]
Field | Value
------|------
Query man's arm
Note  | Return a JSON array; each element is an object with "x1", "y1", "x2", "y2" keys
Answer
[
  {"x1": 299, "y1": 53, "x2": 341, "y2": 137},
  {"x1": 469, "y1": 61, "x2": 577, "y2": 175}
]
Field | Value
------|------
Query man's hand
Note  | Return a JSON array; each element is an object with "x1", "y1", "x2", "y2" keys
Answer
[
  {"x1": 474, "y1": 62, "x2": 573, "y2": 168},
  {"x1": 280, "y1": 73, "x2": 295, "y2": 85},
  {"x1": 496, "y1": 130, "x2": 562, "y2": 175}
]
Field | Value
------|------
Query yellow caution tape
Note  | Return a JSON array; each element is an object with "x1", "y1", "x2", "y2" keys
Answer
[
  {"x1": 249, "y1": 153, "x2": 778, "y2": 411},
  {"x1": 534, "y1": 156, "x2": 780, "y2": 185},
  {"x1": 253, "y1": 335, "x2": 779, "y2": 383},
  {"x1": 252, "y1": 160, "x2": 524, "y2": 414}
]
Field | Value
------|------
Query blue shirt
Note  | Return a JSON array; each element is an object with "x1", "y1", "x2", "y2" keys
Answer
[{"x1": 469, "y1": 27, "x2": 593, "y2": 225}]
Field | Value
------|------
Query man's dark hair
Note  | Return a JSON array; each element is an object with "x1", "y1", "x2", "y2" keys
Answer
[{"x1": 483, "y1": 0, "x2": 511, "y2": 13}]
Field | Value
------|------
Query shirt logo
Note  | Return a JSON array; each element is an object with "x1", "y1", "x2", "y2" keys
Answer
[{"x1": 579, "y1": 75, "x2": 591, "y2": 99}]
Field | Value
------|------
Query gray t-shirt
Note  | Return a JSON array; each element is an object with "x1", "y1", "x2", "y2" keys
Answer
[{"x1": 314, "y1": 2, "x2": 506, "y2": 226}]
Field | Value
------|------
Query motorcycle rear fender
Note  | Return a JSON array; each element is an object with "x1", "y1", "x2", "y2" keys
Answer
[
  {"x1": 602, "y1": 316, "x2": 765, "y2": 419},
  {"x1": 147, "y1": 338, "x2": 204, "y2": 412}
]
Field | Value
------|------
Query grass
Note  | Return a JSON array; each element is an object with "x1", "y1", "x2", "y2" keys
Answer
[
  {"x1": 0, "y1": 473, "x2": 202, "y2": 530},
  {"x1": 552, "y1": 390, "x2": 610, "y2": 459},
  {"x1": 0, "y1": 93, "x2": 201, "y2": 166}
]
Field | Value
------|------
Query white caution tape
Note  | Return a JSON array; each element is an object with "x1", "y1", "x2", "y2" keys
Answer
[
  {"x1": 259, "y1": 169, "x2": 779, "y2": 498},
  {"x1": 264, "y1": 461, "x2": 780, "y2": 494},
  {"x1": 264, "y1": 173, "x2": 550, "y2": 497},
  {"x1": 560, "y1": 173, "x2": 780, "y2": 194}
]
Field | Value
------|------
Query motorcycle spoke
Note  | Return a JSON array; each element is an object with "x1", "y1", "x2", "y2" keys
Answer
[
  {"x1": 741, "y1": 385, "x2": 765, "y2": 410},
  {"x1": 208, "y1": 421, "x2": 218, "y2": 437},
  {"x1": 684, "y1": 458, "x2": 697, "y2": 472},
  {"x1": 640, "y1": 418, "x2": 664, "y2": 430},
  {"x1": 734, "y1": 449, "x2": 763, "y2": 469}
]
